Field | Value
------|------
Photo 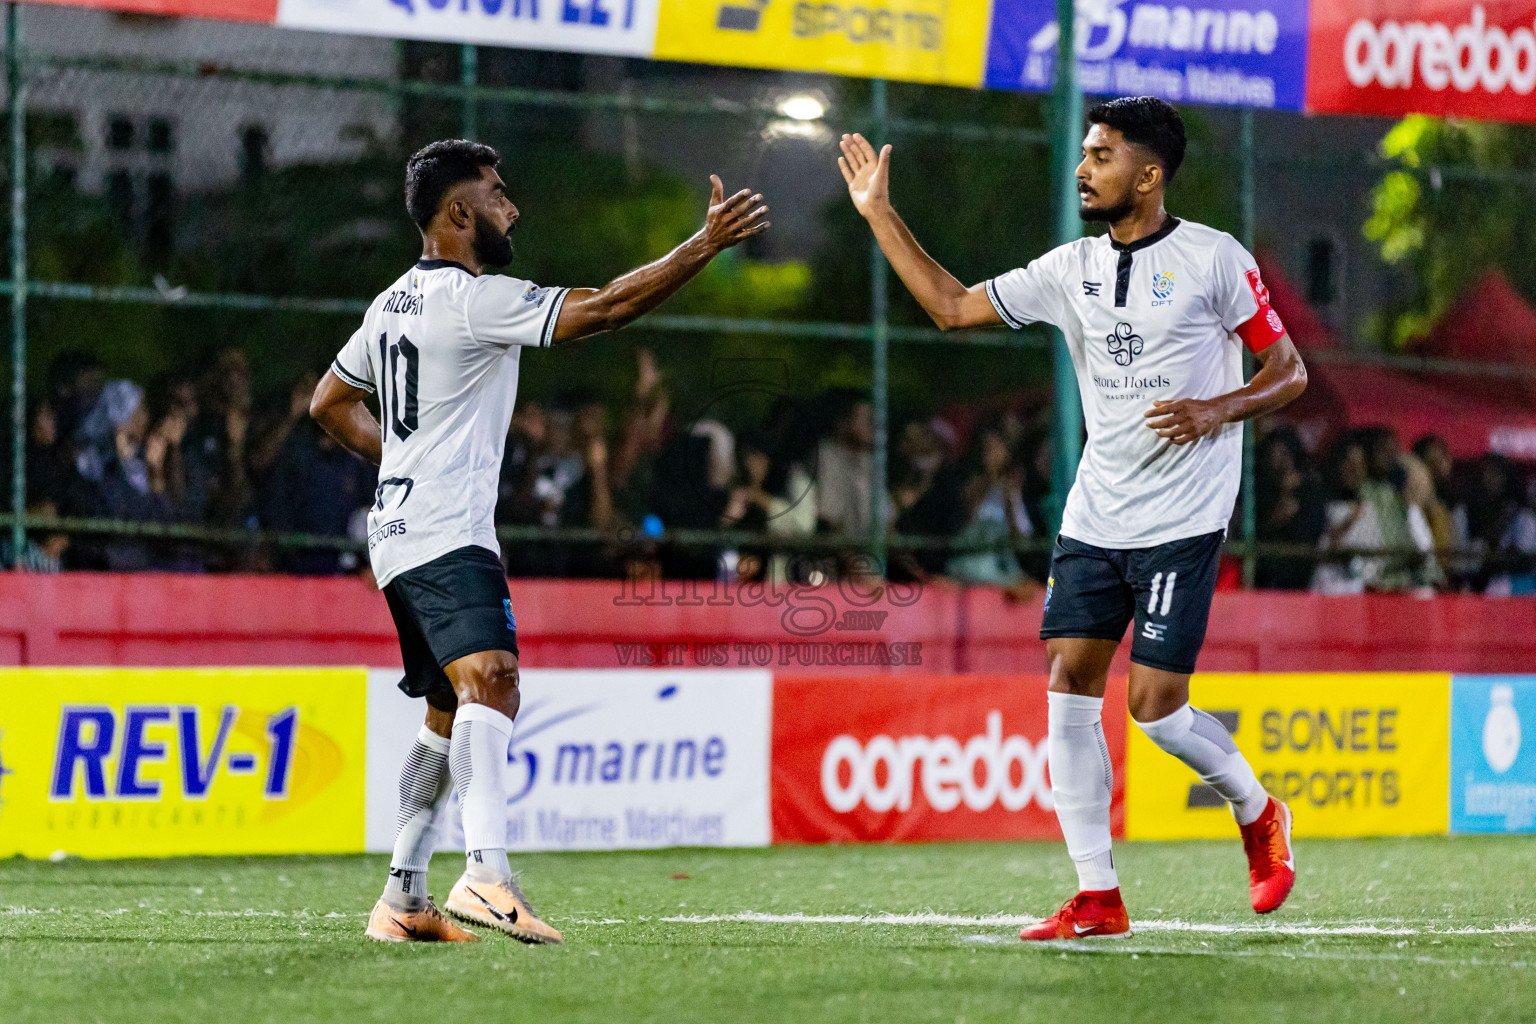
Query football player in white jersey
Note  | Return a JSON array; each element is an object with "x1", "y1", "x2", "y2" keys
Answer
[
  {"x1": 310, "y1": 140, "x2": 768, "y2": 944},
  {"x1": 840, "y1": 97, "x2": 1308, "y2": 939}
]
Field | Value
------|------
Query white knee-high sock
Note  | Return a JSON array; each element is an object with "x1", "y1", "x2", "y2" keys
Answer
[
  {"x1": 1136, "y1": 704, "x2": 1269, "y2": 826},
  {"x1": 450, "y1": 703, "x2": 514, "y2": 881},
  {"x1": 1048, "y1": 691, "x2": 1118, "y2": 892},
  {"x1": 384, "y1": 725, "x2": 452, "y2": 909}
]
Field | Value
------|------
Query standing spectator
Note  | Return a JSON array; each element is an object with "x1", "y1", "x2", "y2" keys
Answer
[
  {"x1": 610, "y1": 348, "x2": 670, "y2": 525},
  {"x1": 80, "y1": 380, "x2": 175, "y2": 571},
  {"x1": 1312, "y1": 433, "x2": 1420, "y2": 594},
  {"x1": 1411, "y1": 434, "x2": 1458, "y2": 555},
  {"x1": 1254, "y1": 427, "x2": 1326, "y2": 590},
  {"x1": 890, "y1": 418, "x2": 965, "y2": 581},
  {"x1": 184, "y1": 346, "x2": 256, "y2": 531},
  {"x1": 45, "y1": 348, "x2": 105, "y2": 443},
  {"x1": 1455, "y1": 454, "x2": 1536, "y2": 595},
  {"x1": 25, "y1": 399, "x2": 70, "y2": 511},
  {"x1": 496, "y1": 401, "x2": 547, "y2": 527},
  {"x1": 815, "y1": 390, "x2": 874, "y2": 538}
]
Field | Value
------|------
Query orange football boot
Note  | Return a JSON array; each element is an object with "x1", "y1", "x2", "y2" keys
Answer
[
  {"x1": 445, "y1": 874, "x2": 564, "y2": 944},
  {"x1": 1019, "y1": 889, "x2": 1131, "y2": 941},
  {"x1": 1241, "y1": 797, "x2": 1296, "y2": 914},
  {"x1": 365, "y1": 896, "x2": 478, "y2": 943}
]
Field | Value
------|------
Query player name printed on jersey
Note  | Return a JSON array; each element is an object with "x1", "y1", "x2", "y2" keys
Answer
[
  {"x1": 0, "y1": 668, "x2": 367, "y2": 859},
  {"x1": 363, "y1": 669, "x2": 772, "y2": 853},
  {"x1": 275, "y1": 0, "x2": 662, "y2": 56},
  {"x1": 771, "y1": 674, "x2": 1129, "y2": 843},
  {"x1": 1127, "y1": 673, "x2": 1451, "y2": 840}
]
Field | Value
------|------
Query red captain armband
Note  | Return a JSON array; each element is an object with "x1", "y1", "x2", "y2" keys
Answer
[{"x1": 1235, "y1": 267, "x2": 1286, "y2": 353}]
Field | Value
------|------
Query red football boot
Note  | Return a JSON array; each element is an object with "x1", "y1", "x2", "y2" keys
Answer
[
  {"x1": 1240, "y1": 797, "x2": 1296, "y2": 914},
  {"x1": 1019, "y1": 889, "x2": 1131, "y2": 941}
]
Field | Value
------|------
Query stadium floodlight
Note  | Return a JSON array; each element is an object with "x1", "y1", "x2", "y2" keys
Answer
[{"x1": 777, "y1": 94, "x2": 826, "y2": 121}]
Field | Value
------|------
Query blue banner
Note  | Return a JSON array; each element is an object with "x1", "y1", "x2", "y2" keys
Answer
[
  {"x1": 1451, "y1": 675, "x2": 1536, "y2": 834},
  {"x1": 985, "y1": 0, "x2": 1310, "y2": 111}
]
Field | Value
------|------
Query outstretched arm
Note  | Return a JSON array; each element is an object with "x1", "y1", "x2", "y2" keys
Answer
[
  {"x1": 839, "y1": 133, "x2": 1001, "y2": 332},
  {"x1": 553, "y1": 175, "x2": 768, "y2": 345},
  {"x1": 1143, "y1": 335, "x2": 1308, "y2": 446},
  {"x1": 310, "y1": 370, "x2": 383, "y2": 466}
]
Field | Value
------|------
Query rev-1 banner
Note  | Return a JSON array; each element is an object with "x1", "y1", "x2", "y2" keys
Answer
[{"x1": 986, "y1": 0, "x2": 1312, "y2": 110}]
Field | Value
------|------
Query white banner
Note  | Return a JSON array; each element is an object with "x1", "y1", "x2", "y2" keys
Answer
[
  {"x1": 365, "y1": 668, "x2": 772, "y2": 853},
  {"x1": 276, "y1": 0, "x2": 659, "y2": 57}
]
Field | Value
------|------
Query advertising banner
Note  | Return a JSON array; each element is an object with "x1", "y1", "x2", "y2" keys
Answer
[
  {"x1": 19, "y1": 0, "x2": 277, "y2": 20},
  {"x1": 0, "y1": 668, "x2": 366, "y2": 859},
  {"x1": 985, "y1": 0, "x2": 1311, "y2": 110},
  {"x1": 275, "y1": 0, "x2": 660, "y2": 57},
  {"x1": 653, "y1": 0, "x2": 990, "y2": 87},
  {"x1": 771, "y1": 674, "x2": 1127, "y2": 843},
  {"x1": 1126, "y1": 673, "x2": 1451, "y2": 840},
  {"x1": 364, "y1": 668, "x2": 772, "y2": 853},
  {"x1": 1451, "y1": 675, "x2": 1536, "y2": 833},
  {"x1": 1306, "y1": 1, "x2": 1536, "y2": 122}
]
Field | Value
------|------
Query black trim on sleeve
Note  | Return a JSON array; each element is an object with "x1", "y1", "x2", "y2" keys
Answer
[
  {"x1": 331, "y1": 360, "x2": 374, "y2": 393},
  {"x1": 985, "y1": 277, "x2": 1026, "y2": 330},
  {"x1": 540, "y1": 288, "x2": 569, "y2": 348}
]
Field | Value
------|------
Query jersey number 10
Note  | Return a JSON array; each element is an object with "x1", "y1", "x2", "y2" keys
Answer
[{"x1": 378, "y1": 332, "x2": 419, "y2": 441}]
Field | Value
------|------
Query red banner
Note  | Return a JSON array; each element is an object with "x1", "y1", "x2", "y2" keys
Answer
[
  {"x1": 771, "y1": 674, "x2": 1127, "y2": 843},
  {"x1": 1307, "y1": 1, "x2": 1536, "y2": 121},
  {"x1": 19, "y1": 0, "x2": 276, "y2": 22}
]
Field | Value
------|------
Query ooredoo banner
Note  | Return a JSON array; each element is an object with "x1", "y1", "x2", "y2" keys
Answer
[
  {"x1": 0, "y1": 667, "x2": 367, "y2": 859},
  {"x1": 986, "y1": 0, "x2": 1313, "y2": 109},
  {"x1": 364, "y1": 668, "x2": 772, "y2": 853},
  {"x1": 771, "y1": 674, "x2": 1127, "y2": 843},
  {"x1": 1126, "y1": 673, "x2": 1451, "y2": 840},
  {"x1": 1306, "y1": 1, "x2": 1536, "y2": 121}
]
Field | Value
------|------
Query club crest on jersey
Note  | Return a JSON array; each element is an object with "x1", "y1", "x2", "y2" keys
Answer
[
  {"x1": 1107, "y1": 322, "x2": 1145, "y2": 366},
  {"x1": 1151, "y1": 271, "x2": 1175, "y2": 305},
  {"x1": 521, "y1": 283, "x2": 546, "y2": 304}
]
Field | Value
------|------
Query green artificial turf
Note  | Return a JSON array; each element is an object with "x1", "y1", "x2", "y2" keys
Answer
[{"x1": 3, "y1": 837, "x2": 1534, "y2": 1023}]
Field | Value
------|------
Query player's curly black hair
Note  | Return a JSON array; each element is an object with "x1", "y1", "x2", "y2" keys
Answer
[
  {"x1": 404, "y1": 139, "x2": 501, "y2": 231},
  {"x1": 1086, "y1": 96, "x2": 1187, "y2": 185}
]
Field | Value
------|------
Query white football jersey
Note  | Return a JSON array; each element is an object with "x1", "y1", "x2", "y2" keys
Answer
[
  {"x1": 986, "y1": 219, "x2": 1285, "y2": 549},
  {"x1": 331, "y1": 259, "x2": 567, "y2": 587}
]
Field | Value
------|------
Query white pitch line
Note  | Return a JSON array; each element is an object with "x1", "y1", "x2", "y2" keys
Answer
[{"x1": 645, "y1": 912, "x2": 1536, "y2": 938}]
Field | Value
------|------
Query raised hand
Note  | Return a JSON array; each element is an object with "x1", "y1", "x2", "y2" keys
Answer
[
  {"x1": 700, "y1": 174, "x2": 770, "y2": 252},
  {"x1": 838, "y1": 133, "x2": 892, "y2": 218}
]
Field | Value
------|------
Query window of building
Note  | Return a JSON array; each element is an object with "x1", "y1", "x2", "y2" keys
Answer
[
  {"x1": 107, "y1": 116, "x2": 134, "y2": 151},
  {"x1": 147, "y1": 118, "x2": 173, "y2": 155},
  {"x1": 240, "y1": 125, "x2": 268, "y2": 183},
  {"x1": 1305, "y1": 237, "x2": 1337, "y2": 306}
]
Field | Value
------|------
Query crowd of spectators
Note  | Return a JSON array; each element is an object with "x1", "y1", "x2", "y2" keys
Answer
[{"x1": 8, "y1": 345, "x2": 1536, "y2": 596}]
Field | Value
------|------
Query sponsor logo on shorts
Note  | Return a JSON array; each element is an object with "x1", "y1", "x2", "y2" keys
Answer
[{"x1": 504, "y1": 599, "x2": 517, "y2": 632}]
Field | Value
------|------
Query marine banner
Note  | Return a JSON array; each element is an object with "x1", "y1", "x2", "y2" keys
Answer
[
  {"x1": 364, "y1": 668, "x2": 772, "y2": 853},
  {"x1": 985, "y1": 0, "x2": 1312, "y2": 109},
  {"x1": 653, "y1": 0, "x2": 990, "y2": 87},
  {"x1": 0, "y1": 668, "x2": 367, "y2": 858},
  {"x1": 1451, "y1": 675, "x2": 1536, "y2": 833},
  {"x1": 1125, "y1": 673, "x2": 1451, "y2": 840}
]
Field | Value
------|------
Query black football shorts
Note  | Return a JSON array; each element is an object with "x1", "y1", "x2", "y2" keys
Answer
[
  {"x1": 1039, "y1": 529, "x2": 1224, "y2": 676},
  {"x1": 382, "y1": 544, "x2": 520, "y2": 707}
]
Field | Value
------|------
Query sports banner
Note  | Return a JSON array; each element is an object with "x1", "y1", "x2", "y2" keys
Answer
[
  {"x1": 771, "y1": 674, "x2": 1127, "y2": 843},
  {"x1": 0, "y1": 668, "x2": 367, "y2": 859},
  {"x1": 653, "y1": 0, "x2": 990, "y2": 87},
  {"x1": 364, "y1": 668, "x2": 772, "y2": 853},
  {"x1": 275, "y1": 0, "x2": 661, "y2": 57},
  {"x1": 985, "y1": 0, "x2": 1312, "y2": 109},
  {"x1": 1451, "y1": 675, "x2": 1536, "y2": 833},
  {"x1": 18, "y1": 0, "x2": 277, "y2": 20},
  {"x1": 1126, "y1": 673, "x2": 1451, "y2": 840},
  {"x1": 1306, "y1": 1, "x2": 1536, "y2": 122}
]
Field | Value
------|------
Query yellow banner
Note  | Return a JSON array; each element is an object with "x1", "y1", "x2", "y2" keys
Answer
[
  {"x1": 1126, "y1": 674, "x2": 1450, "y2": 840},
  {"x1": 655, "y1": 0, "x2": 988, "y2": 87},
  {"x1": 0, "y1": 668, "x2": 366, "y2": 858}
]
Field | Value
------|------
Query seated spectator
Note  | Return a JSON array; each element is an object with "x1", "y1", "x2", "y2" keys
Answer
[
  {"x1": 1255, "y1": 427, "x2": 1326, "y2": 590},
  {"x1": 78, "y1": 380, "x2": 175, "y2": 571},
  {"x1": 1312, "y1": 431, "x2": 1418, "y2": 593},
  {"x1": 1455, "y1": 454, "x2": 1536, "y2": 595},
  {"x1": 2, "y1": 497, "x2": 69, "y2": 573},
  {"x1": 815, "y1": 390, "x2": 874, "y2": 538},
  {"x1": 890, "y1": 418, "x2": 965, "y2": 581},
  {"x1": 1411, "y1": 434, "x2": 1457, "y2": 554},
  {"x1": 946, "y1": 420, "x2": 1037, "y2": 590}
]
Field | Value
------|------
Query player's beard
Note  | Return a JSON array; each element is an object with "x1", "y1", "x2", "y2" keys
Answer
[
  {"x1": 1079, "y1": 185, "x2": 1136, "y2": 224},
  {"x1": 473, "y1": 212, "x2": 515, "y2": 269}
]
